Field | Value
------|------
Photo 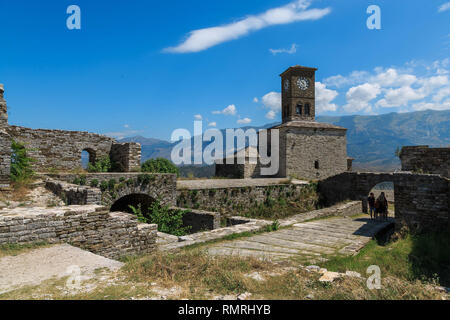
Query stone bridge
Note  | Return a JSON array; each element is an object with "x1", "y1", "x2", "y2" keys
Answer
[
  {"x1": 45, "y1": 173, "x2": 177, "y2": 209},
  {"x1": 318, "y1": 172, "x2": 450, "y2": 233}
]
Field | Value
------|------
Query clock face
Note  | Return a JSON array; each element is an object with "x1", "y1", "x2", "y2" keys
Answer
[
  {"x1": 297, "y1": 77, "x2": 310, "y2": 90},
  {"x1": 284, "y1": 79, "x2": 290, "y2": 91}
]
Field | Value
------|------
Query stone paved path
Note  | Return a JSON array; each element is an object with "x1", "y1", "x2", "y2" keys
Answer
[
  {"x1": 207, "y1": 217, "x2": 394, "y2": 262},
  {"x1": 0, "y1": 244, "x2": 123, "y2": 295}
]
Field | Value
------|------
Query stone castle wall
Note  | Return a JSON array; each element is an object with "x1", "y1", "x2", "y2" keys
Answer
[
  {"x1": 0, "y1": 206, "x2": 157, "y2": 259},
  {"x1": 177, "y1": 183, "x2": 318, "y2": 216},
  {"x1": 45, "y1": 173, "x2": 177, "y2": 207},
  {"x1": 0, "y1": 85, "x2": 142, "y2": 186},
  {"x1": 400, "y1": 146, "x2": 450, "y2": 178},
  {"x1": 7, "y1": 125, "x2": 115, "y2": 171},
  {"x1": 6, "y1": 126, "x2": 142, "y2": 173},
  {"x1": 110, "y1": 142, "x2": 141, "y2": 172},
  {"x1": 0, "y1": 85, "x2": 9, "y2": 188},
  {"x1": 282, "y1": 127, "x2": 348, "y2": 180},
  {"x1": 318, "y1": 172, "x2": 450, "y2": 233}
]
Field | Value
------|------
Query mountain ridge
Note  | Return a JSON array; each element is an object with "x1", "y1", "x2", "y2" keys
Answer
[{"x1": 119, "y1": 109, "x2": 450, "y2": 172}]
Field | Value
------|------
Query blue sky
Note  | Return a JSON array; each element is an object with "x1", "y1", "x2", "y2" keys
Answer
[{"x1": 0, "y1": 0, "x2": 449, "y2": 140}]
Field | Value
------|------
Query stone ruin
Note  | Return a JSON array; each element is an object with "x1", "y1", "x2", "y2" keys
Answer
[
  {"x1": 0, "y1": 72, "x2": 449, "y2": 260},
  {"x1": 0, "y1": 84, "x2": 141, "y2": 188}
]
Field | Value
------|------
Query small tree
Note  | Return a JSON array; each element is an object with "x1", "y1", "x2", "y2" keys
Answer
[
  {"x1": 141, "y1": 158, "x2": 180, "y2": 176},
  {"x1": 87, "y1": 156, "x2": 112, "y2": 173},
  {"x1": 10, "y1": 140, "x2": 35, "y2": 183}
]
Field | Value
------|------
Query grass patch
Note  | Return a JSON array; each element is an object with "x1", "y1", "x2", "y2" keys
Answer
[
  {"x1": 0, "y1": 242, "x2": 50, "y2": 258},
  {"x1": 320, "y1": 231, "x2": 450, "y2": 287}
]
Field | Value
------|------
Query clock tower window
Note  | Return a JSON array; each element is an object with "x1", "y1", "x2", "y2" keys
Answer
[
  {"x1": 304, "y1": 103, "x2": 311, "y2": 116},
  {"x1": 296, "y1": 103, "x2": 302, "y2": 115}
]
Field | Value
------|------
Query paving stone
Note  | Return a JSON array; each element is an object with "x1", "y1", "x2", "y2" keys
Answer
[{"x1": 208, "y1": 217, "x2": 394, "y2": 262}]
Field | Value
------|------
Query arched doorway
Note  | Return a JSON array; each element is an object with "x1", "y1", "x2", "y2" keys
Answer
[
  {"x1": 366, "y1": 181, "x2": 395, "y2": 218},
  {"x1": 81, "y1": 148, "x2": 96, "y2": 170},
  {"x1": 110, "y1": 193, "x2": 156, "y2": 216}
]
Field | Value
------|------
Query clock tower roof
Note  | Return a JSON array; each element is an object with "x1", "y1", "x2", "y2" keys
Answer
[{"x1": 280, "y1": 65, "x2": 318, "y2": 77}]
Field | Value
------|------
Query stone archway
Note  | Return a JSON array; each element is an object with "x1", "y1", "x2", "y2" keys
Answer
[
  {"x1": 110, "y1": 193, "x2": 156, "y2": 215},
  {"x1": 81, "y1": 148, "x2": 96, "y2": 169},
  {"x1": 365, "y1": 181, "x2": 395, "y2": 216}
]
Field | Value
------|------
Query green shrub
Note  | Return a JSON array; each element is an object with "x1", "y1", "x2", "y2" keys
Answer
[
  {"x1": 100, "y1": 181, "x2": 108, "y2": 191},
  {"x1": 78, "y1": 175, "x2": 87, "y2": 186},
  {"x1": 90, "y1": 179, "x2": 99, "y2": 188},
  {"x1": 87, "y1": 156, "x2": 112, "y2": 173},
  {"x1": 108, "y1": 179, "x2": 117, "y2": 190},
  {"x1": 119, "y1": 177, "x2": 126, "y2": 183},
  {"x1": 10, "y1": 140, "x2": 35, "y2": 183},
  {"x1": 265, "y1": 220, "x2": 280, "y2": 232},
  {"x1": 128, "y1": 204, "x2": 148, "y2": 223},
  {"x1": 148, "y1": 201, "x2": 191, "y2": 236},
  {"x1": 137, "y1": 174, "x2": 154, "y2": 185},
  {"x1": 72, "y1": 177, "x2": 81, "y2": 185},
  {"x1": 141, "y1": 158, "x2": 180, "y2": 176}
]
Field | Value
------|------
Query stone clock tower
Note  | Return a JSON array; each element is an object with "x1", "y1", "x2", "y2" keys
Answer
[
  {"x1": 280, "y1": 65, "x2": 317, "y2": 122},
  {"x1": 216, "y1": 65, "x2": 352, "y2": 180}
]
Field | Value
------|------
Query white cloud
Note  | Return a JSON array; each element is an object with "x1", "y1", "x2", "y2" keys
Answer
[
  {"x1": 124, "y1": 124, "x2": 130, "y2": 128},
  {"x1": 253, "y1": 97, "x2": 259, "y2": 103},
  {"x1": 262, "y1": 91, "x2": 281, "y2": 111},
  {"x1": 433, "y1": 85, "x2": 450, "y2": 102},
  {"x1": 412, "y1": 98, "x2": 450, "y2": 111},
  {"x1": 324, "y1": 70, "x2": 369, "y2": 88},
  {"x1": 438, "y1": 2, "x2": 450, "y2": 12},
  {"x1": 416, "y1": 75, "x2": 448, "y2": 96},
  {"x1": 237, "y1": 118, "x2": 252, "y2": 124},
  {"x1": 164, "y1": 0, "x2": 331, "y2": 53},
  {"x1": 371, "y1": 68, "x2": 417, "y2": 87},
  {"x1": 265, "y1": 110, "x2": 276, "y2": 119},
  {"x1": 212, "y1": 104, "x2": 237, "y2": 116},
  {"x1": 344, "y1": 83, "x2": 381, "y2": 112},
  {"x1": 376, "y1": 86, "x2": 424, "y2": 108},
  {"x1": 315, "y1": 82, "x2": 338, "y2": 112},
  {"x1": 269, "y1": 43, "x2": 297, "y2": 55},
  {"x1": 194, "y1": 114, "x2": 203, "y2": 120},
  {"x1": 208, "y1": 122, "x2": 217, "y2": 127}
]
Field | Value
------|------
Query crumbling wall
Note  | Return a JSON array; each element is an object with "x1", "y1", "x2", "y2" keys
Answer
[
  {"x1": 0, "y1": 85, "x2": 141, "y2": 182},
  {"x1": 0, "y1": 206, "x2": 157, "y2": 259},
  {"x1": 0, "y1": 85, "x2": 10, "y2": 188},
  {"x1": 7, "y1": 125, "x2": 115, "y2": 171},
  {"x1": 400, "y1": 146, "x2": 450, "y2": 178},
  {"x1": 110, "y1": 142, "x2": 141, "y2": 172}
]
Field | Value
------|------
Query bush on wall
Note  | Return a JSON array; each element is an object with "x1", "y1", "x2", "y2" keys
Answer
[
  {"x1": 10, "y1": 140, "x2": 35, "y2": 184},
  {"x1": 141, "y1": 158, "x2": 180, "y2": 176}
]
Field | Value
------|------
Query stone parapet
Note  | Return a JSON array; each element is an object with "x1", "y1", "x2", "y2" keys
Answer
[{"x1": 0, "y1": 205, "x2": 157, "y2": 259}]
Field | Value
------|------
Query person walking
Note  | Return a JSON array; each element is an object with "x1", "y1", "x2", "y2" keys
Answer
[
  {"x1": 368, "y1": 193, "x2": 376, "y2": 219},
  {"x1": 376, "y1": 192, "x2": 388, "y2": 221}
]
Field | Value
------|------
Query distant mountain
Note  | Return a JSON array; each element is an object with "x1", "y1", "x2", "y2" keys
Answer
[
  {"x1": 119, "y1": 135, "x2": 174, "y2": 160},
  {"x1": 317, "y1": 109, "x2": 450, "y2": 171},
  {"x1": 119, "y1": 123, "x2": 278, "y2": 164},
  {"x1": 119, "y1": 110, "x2": 450, "y2": 172}
]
